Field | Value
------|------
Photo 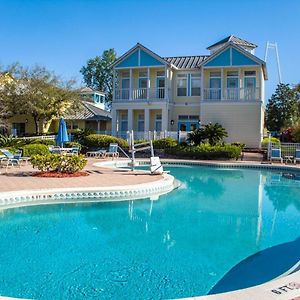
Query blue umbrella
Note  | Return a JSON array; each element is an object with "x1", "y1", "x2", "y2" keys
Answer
[{"x1": 56, "y1": 117, "x2": 69, "y2": 147}]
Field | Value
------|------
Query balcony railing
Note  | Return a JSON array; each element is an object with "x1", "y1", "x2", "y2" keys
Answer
[
  {"x1": 114, "y1": 88, "x2": 166, "y2": 101},
  {"x1": 204, "y1": 88, "x2": 260, "y2": 101}
]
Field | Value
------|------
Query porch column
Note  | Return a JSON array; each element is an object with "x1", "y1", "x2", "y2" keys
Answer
[
  {"x1": 221, "y1": 68, "x2": 224, "y2": 100},
  {"x1": 201, "y1": 67, "x2": 204, "y2": 101},
  {"x1": 111, "y1": 109, "x2": 117, "y2": 135},
  {"x1": 97, "y1": 120, "x2": 100, "y2": 133},
  {"x1": 165, "y1": 66, "x2": 168, "y2": 100},
  {"x1": 161, "y1": 108, "x2": 168, "y2": 131},
  {"x1": 144, "y1": 108, "x2": 150, "y2": 132},
  {"x1": 238, "y1": 69, "x2": 241, "y2": 100},
  {"x1": 128, "y1": 109, "x2": 133, "y2": 131},
  {"x1": 129, "y1": 68, "x2": 133, "y2": 100},
  {"x1": 147, "y1": 67, "x2": 150, "y2": 99},
  {"x1": 113, "y1": 69, "x2": 116, "y2": 101}
]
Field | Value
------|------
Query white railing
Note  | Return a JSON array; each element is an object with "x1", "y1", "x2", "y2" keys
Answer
[
  {"x1": 20, "y1": 135, "x2": 56, "y2": 140},
  {"x1": 269, "y1": 142, "x2": 300, "y2": 157},
  {"x1": 114, "y1": 88, "x2": 166, "y2": 101},
  {"x1": 204, "y1": 88, "x2": 260, "y2": 101}
]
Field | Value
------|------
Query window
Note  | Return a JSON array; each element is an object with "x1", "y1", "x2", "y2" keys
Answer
[
  {"x1": 210, "y1": 71, "x2": 221, "y2": 77},
  {"x1": 191, "y1": 73, "x2": 201, "y2": 96},
  {"x1": 122, "y1": 71, "x2": 130, "y2": 77},
  {"x1": 227, "y1": 71, "x2": 238, "y2": 77},
  {"x1": 177, "y1": 74, "x2": 187, "y2": 96},
  {"x1": 137, "y1": 113, "x2": 144, "y2": 131},
  {"x1": 120, "y1": 114, "x2": 128, "y2": 132},
  {"x1": 155, "y1": 114, "x2": 162, "y2": 131},
  {"x1": 157, "y1": 71, "x2": 165, "y2": 76},
  {"x1": 244, "y1": 71, "x2": 256, "y2": 76}
]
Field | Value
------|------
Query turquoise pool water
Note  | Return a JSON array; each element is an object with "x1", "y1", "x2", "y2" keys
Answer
[{"x1": 0, "y1": 166, "x2": 300, "y2": 299}]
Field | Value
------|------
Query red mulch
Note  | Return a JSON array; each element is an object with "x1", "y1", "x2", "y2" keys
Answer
[{"x1": 33, "y1": 171, "x2": 89, "y2": 178}]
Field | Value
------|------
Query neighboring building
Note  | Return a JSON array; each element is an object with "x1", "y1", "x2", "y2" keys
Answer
[
  {"x1": 7, "y1": 87, "x2": 111, "y2": 136},
  {"x1": 111, "y1": 35, "x2": 268, "y2": 148}
]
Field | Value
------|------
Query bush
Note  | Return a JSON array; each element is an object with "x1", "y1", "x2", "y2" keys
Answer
[
  {"x1": 153, "y1": 138, "x2": 178, "y2": 149},
  {"x1": 0, "y1": 135, "x2": 26, "y2": 148},
  {"x1": 65, "y1": 141, "x2": 82, "y2": 150},
  {"x1": 231, "y1": 142, "x2": 246, "y2": 150},
  {"x1": 31, "y1": 154, "x2": 87, "y2": 173},
  {"x1": 291, "y1": 124, "x2": 300, "y2": 142},
  {"x1": 28, "y1": 139, "x2": 56, "y2": 146},
  {"x1": 261, "y1": 137, "x2": 280, "y2": 148},
  {"x1": 166, "y1": 144, "x2": 242, "y2": 160},
  {"x1": 21, "y1": 144, "x2": 49, "y2": 157},
  {"x1": 83, "y1": 134, "x2": 128, "y2": 149}
]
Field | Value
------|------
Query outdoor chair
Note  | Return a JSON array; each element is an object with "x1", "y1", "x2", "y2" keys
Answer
[
  {"x1": 104, "y1": 143, "x2": 119, "y2": 159},
  {"x1": 70, "y1": 147, "x2": 80, "y2": 155},
  {"x1": 0, "y1": 149, "x2": 30, "y2": 170},
  {"x1": 294, "y1": 149, "x2": 300, "y2": 164},
  {"x1": 270, "y1": 148, "x2": 283, "y2": 163},
  {"x1": 50, "y1": 146, "x2": 61, "y2": 154},
  {"x1": 86, "y1": 149, "x2": 106, "y2": 158}
]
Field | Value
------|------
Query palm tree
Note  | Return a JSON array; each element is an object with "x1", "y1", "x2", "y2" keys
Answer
[{"x1": 203, "y1": 123, "x2": 228, "y2": 146}]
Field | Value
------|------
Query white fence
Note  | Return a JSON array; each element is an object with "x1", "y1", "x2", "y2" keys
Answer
[
  {"x1": 268, "y1": 142, "x2": 300, "y2": 159},
  {"x1": 20, "y1": 135, "x2": 56, "y2": 140}
]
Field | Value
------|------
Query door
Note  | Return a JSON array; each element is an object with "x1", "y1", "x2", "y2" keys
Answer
[
  {"x1": 121, "y1": 78, "x2": 130, "y2": 99},
  {"x1": 178, "y1": 122, "x2": 187, "y2": 131},
  {"x1": 156, "y1": 77, "x2": 165, "y2": 99},
  {"x1": 209, "y1": 78, "x2": 221, "y2": 100},
  {"x1": 244, "y1": 77, "x2": 256, "y2": 100},
  {"x1": 227, "y1": 78, "x2": 239, "y2": 100},
  {"x1": 138, "y1": 78, "x2": 147, "y2": 99}
]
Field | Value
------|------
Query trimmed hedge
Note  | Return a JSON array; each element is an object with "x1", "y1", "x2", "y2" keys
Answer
[
  {"x1": 31, "y1": 154, "x2": 87, "y2": 173},
  {"x1": 83, "y1": 134, "x2": 128, "y2": 149},
  {"x1": 65, "y1": 141, "x2": 82, "y2": 151},
  {"x1": 153, "y1": 138, "x2": 178, "y2": 149},
  {"x1": 21, "y1": 144, "x2": 49, "y2": 157},
  {"x1": 166, "y1": 144, "x2": 242, "y2": 160}
]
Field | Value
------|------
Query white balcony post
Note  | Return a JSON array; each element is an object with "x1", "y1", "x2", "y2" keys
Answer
[
  {"x1": 165, "y1": 66, "x2": 168, "y2": 100},
  {"x1": 221, "y1": 68, "x2": 224, "y2": 100},
  {"x1": 161, "y1": 108, "x2": 168, "y2": 131},
  {"x1": 113, "y1": 69, "x2": 116, "y2": 101},
  {"x1": 147, "y1": 67, "x2": 150, "y2": 99},
  {"x1": 238, "y1": 69, "x2": 241, "y2": 100},
  {"x1": 201, "y1": 67, "x2": 204, "y2": 101},
  {"x1": 111, "y1": 109, "x2": 117, "y2": 136},
  {"x1": 144, "y1": 108, "x2": 150, "y2": 132},
  {"x1": 129, "y1": 68, "x2": 133, "y2": 100},
  {"x1": 128, "y1": 109, "x2": 133, "y2": 131}
]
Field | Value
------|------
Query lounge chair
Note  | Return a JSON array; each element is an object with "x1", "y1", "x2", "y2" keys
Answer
[
  {"x1": 294, "y1": 149, "x2": 300, "y2": 164},
  {"x1": 104, "y1": 143, "x2": 119, "y2": 159},
  {"x1": 270, "y1": 148, "x2": 283, "y2": 163},
  {"x1": 50, "y1": 146, "x2": 61, "y2": 154},
  {"x1": 86, "y1": 149, "x2": 106, "y2": 158},
  {"x1": 70, "y1": 147, "x2": 80, "y2": 155},
  {"x1": 0, "y1": 149, "x2": 30, "y2": 170}
]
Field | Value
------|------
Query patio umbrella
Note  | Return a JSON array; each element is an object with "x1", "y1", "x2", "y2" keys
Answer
[{"x1": 56, "y1": 117, "x2": 69, "y2": 147}]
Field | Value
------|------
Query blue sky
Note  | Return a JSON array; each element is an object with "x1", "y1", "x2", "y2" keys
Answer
[{"x1": 0, "y1": 0, "x2": 299, "y2": 99}]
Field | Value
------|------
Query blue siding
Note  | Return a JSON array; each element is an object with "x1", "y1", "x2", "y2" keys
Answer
[
  {"x1": 140, "y1": 49, "x2": 163, "y2": 66},
  {"x1": 232, "y1": 48, "x2": 258, "y2": 66},
  {"x1": 116, "y1": 50, "x2": 139, "y2": 68},
  {"x1": 205, "y1": 48, "x2": 230, "y2": 67}
]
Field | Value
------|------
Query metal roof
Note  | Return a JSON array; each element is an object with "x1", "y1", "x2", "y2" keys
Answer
[
  {"x1": 207, "y1": 35, "x2": 257, "y2": 50},
  {"x1": 163, "y1": 55, "x2": 209, "y2": 69},
  {"x1": 64, "y1": 101, "x2": 111, "y2": 121}
]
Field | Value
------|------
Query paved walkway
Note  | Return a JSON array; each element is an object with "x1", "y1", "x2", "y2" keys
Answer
[{"x1": 0, "y1": 158, "x2": 162, "y2": 193}]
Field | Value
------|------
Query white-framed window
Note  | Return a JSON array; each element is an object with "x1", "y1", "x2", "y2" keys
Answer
[
  {"x1": 155, "y1": 114, "x2": 162, "y2": 131},
  {"x1": 137, "y1": 113, "x2": 144, "y2": 131},
  {"x1": 191, "y1": 73, "x2": 201, "y2": 96},
  {"x1": 177, "y1": 74, "x2": 187, "y2": 96},
  {"x1": 157, "y1": 71, "x2": 165, "y2": 77},
  {"x1": 244, "y1": 71, "x2": 256, "y2": 77}
]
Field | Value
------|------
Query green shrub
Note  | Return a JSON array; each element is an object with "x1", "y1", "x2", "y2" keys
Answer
[
  {"x1": 83, "y1": 134, "x2": 128, "y2": 149},
  {"x1": 31, "y1": 154, "x2": 87, "y2": 173},
  {"x1": 28, "y1": 139, "x2": 56, "y2": 146},
  {"x1": 261, "y1": 137, "x2": 280, "y2": 148},
  {"x1": 231, "y1": 142, "x2": 246, "y2": 150},
  {"x1": 291, "y1": 124, "x2": 300, "y2": 142},
  {"x1": 166, "y1": 144, "x2": 242, "y2": 160},
  {"x1": 0, "y1": 135, "x2": 26, "y2": 148},
  {"x1": 153, "y1": 138, "x2": 178, "y2": 149},
  {"x1": 21, "y1": 144, "x2": 49, "y2": 157},
  {"x1": 65, "y1": 141, "x2": 82, "y2": 150}
]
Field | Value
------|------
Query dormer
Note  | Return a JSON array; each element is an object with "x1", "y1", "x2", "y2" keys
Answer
[
  {"x1": 207, "y1": 35, "x2": 257, "y2": 55},
  {"x1": 80, "y1": 87, "x2": 107, "y2": 110}
]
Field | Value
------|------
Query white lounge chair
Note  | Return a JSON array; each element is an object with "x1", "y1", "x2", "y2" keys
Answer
[
  {"x1": 270, "y1": 148, "x2": 283, "y2": 163},
  {"x1": 104, "y1": 143, "x2": 119, "y2": 159}
]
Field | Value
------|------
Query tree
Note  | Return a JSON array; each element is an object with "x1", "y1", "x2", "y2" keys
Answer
[
  {"x1": 80, "y1": 49, "x2": 117, "y2": 105},
  {"x1": 187, "y1": 123, "x2": 228, "y2": 146},
  {"x1": 0, "y1": 64, "x2": 82, "y2": 135},
  {"x1": 265, "y1": 83, "x2": 299, "y2": 132}
]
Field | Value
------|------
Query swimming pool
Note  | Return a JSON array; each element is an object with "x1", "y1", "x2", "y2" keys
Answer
[{"x1": 0, "y1": 165, "x2": 299, "y2": 299}]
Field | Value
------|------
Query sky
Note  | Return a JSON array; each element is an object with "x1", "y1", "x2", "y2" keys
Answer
[{"x1": 0, "y1": 0, "x2": 299, "y2": 100}]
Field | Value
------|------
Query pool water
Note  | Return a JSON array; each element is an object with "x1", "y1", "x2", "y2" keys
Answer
[{"x1": 0, "y1": 166, "x2": 300, "y2": 299}]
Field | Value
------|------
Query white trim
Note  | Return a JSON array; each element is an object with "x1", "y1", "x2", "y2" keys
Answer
[
  {"x1": 115, "y1": 65, "x2": 165, "y2": 70},
  {"x1": 138, "y1": 48, "x2": 141, "y2": 66}
]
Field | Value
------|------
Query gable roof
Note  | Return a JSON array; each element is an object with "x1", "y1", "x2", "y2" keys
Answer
[
  {"x1": 112, "y1": 43, "x2": 170, "y2": 68},
  {"x1": 207, "y1": 35, "x2": 257, "y2": 50},
  {"x1": 201, "y1": 42, "x2": 267, "y2": 79},
  {"x1": 65, "y1": 101, "x2": 111, "y2": 121},
  {"x1": 163, "y1": 55, "x2": 209, "y2": 69}
]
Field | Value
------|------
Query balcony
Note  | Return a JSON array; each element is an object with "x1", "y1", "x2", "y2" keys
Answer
[
  {"x1": 114, "y1": 88, "x2": 167, "y2": 102},
  {"x1": 203, "y1": 88, "x2": 260, "y2": 101}
]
